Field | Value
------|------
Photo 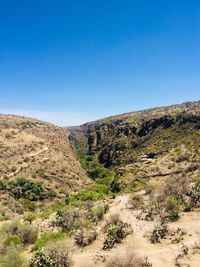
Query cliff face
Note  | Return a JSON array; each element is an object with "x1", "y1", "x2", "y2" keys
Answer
[{"x1": 69, "y1": 101, "x2": 200, "y2": 182}]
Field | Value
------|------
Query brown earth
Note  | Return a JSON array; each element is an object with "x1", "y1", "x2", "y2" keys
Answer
[{"x1": 0, "y1": 114, "x2": 90, "y2": 215}]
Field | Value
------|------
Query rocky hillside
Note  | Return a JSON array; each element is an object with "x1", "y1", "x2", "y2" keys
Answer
[
  {"x1": 69, "y1": 101, "x2": 200, "y2": 184},
  {"x1": 0, "y1": 115, "x2": 89, "y2": 216},
  {"x1": 0, "y1": 103, "x2": 200, "y2": 267}
]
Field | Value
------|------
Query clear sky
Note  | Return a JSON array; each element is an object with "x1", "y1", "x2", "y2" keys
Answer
[{"x1": 0, "y1": 0, "x2": 200, "y2": 126}]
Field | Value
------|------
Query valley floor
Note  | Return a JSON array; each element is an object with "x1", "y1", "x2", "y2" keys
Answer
[{"x1": 58, "y1": 194, "x2": 200, "y2": 267}]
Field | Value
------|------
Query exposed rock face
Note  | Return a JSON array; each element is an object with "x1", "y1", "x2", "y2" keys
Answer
[{"x1": 69, "y1": 101, "x2": 200, "y2": 180}]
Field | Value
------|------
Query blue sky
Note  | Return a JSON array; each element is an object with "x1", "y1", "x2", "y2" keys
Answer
[{"x1": 0, "y1": 0, "x2": 200, "y2": 125}]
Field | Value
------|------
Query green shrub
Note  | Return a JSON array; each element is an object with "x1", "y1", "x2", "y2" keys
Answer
[
  {"x1": 89, "y1": 204, "x2": 108, "y2": 222},
  {"x1": 193, "y1": 175, "x2": 200, "y2": 185},
  {"x1": 18, "y1": 121, "x2": 44, "y2": 129},
  {"x1": 130, "y1": 181, "x2": 143, "y2": 192},
  {"x1": 39, "y1": 200, "x2": 66, "y2": 220},
  {"x1": 3, "y1": 236, "x2": 22, "y2": 247},
  {"x1": 1, "y1": 220, "x2": 21, "y2": 236},
  {"x1": 110, "y1": 178, "x2": 121, "y2": 193},
  {"x1": 0, "y1": 247, "x2": 28, "y2": 267},
  {"x1": 9, "y1": 178, "x2": 45, "y2": 201},
  {"x1": 24, "y1": 213, "x2": 37, "y2": 224},
  {"x1": 103, "y1": 217, "x2": 132, "y2": 250},
  {"x1": 87, "y1": 165, "x2": 115, "y2": 180},
  {"x1": 52, "y1": 209, "x2": 79, "y2": 232},
  {"x1": 33, "y1": 232, "x2": 68, "y2": 251},
  {"x1": 1, "y1": 221, "x2": 38, "y2": 246},
  {"x1": 31, "y1": 241, "x2": 71, "y2": 267},
  {"x1": 78, "y1": 190, "x2": 103, "y2": 201},
  {"x1": 165, "y1": 195, "x2": 180, "y2": 222},
  {"x1": 46, "y1": 189, "x2": 57, "y2": 199},
  {"x1": 163, "y1": 176, "x2": 189, "y2": 201},
  {"x1": 69, "y1": 184, "x2": 109, "y2": 204},
  {"x1": 73, "y1": 228, "x2": 97, "y2": 247},
  {"x1": 19, "y1": 199, "x2": 38, "y2": 212},
  {"x1": 76, "y1": 149, "x2": 115, "y2": 180}
]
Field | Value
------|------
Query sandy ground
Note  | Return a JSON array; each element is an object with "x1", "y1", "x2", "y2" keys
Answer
[{"x1": 71, "y1": 195, "x2": 200, "y2": 267}]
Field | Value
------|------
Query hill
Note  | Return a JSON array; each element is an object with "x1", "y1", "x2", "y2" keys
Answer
[
  {"x1": 0, "y1": 114, "x2": 89, "y2": 216},
  {"x1": 69, "y1": 101, "x2": 200, "y2": 185}
]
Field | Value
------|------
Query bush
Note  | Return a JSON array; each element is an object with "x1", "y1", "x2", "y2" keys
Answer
[
  {"x1": 31, "y1": 241, "x2": 71, "y2": 267},
  {"x1": 68, "y1": 184, "x2": 110, "y2": 205},
  {"x1": 187, "y1": 182, "x2": 200, "y2": 208},
  {"x1": 0, "y1": 247, "x2": 28, "y2": 267},
  {"x1": 76, "y1": 150, "x2": 116, "y2": 181},
  {"x1": 3, "y1": 236, "x2": 22, "y2": 247},
  {"x1": 89, "y1": 204, "x2": 108, "y2": 222},
  {"x1": 46, "y1": 189, "x2": 57, "y2": 199},
  {"x1": 24, "y1": 213, "x2": 36, "y2": 224},
  {"x1": 19, "y1": 199, "x2": 38, "y2": 212},
  {"x1": 165, "y1": 195, "x2": 180, "y2": 222},
  {"x1": 17, "y1": 224, "x2": 38, "y2": 245},
  {"x1": 170, "y1": 228, "x2": 185, "y2": 244},
  {"x1": 73, "y1": 228, "x2": 97, "y2": 247},
  {"x1": 110, "y1": 178, "x2": 121, "y2": 193},
  {"x1": 149, "y1": 223, "x2": 168, "y2": 243},
  {"x1": 39, "y1": 200, "x2": 66, "y2": 220},
  {"x1": 138, "y1": 201, "x2": 164, "y2": 221},
  {"x1": 103, "y1": 216, "x2": 132, "y2": 250},
  {"x1": 9, "y1": 178, "x2": 45, "y2": 201},
  {"x1": 30, "y1": 249, "x2": 56, "y2": 267},
  {"x1": 18, "y1": 121, "x2": 44, "y2": 129},
  {"x1": 33, "y1": 232, "x2": 68, "y2": 251},
  {"x1": 1, "y1": 221, "x2": 38, "y2": 246},
  {"x1": 129, "y1": 181, "x2": 143, "y2": 192},
  {"x1": 1, "y1": 220, "x2": 20, "y2": 235},
  {"x1": 163, "y1": 176, "x2": 189, "y2": 201},
  {"x1": 52, "y1": 209, "x2": 79, "y2": 232},
  {"x1": 78, "y1": 190, "x2": 103, "y2": 201}
]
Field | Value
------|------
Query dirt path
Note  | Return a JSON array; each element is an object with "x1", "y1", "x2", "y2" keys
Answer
[
  {"x1": 26, "y1": 146, "x2": 48, "y2": 158},
  {"x1": 72, "y1": 194, "x2": 200, "y2": 267},
  {"x1": 7, "y1": 146, "x2": 49, "y2": 178}
]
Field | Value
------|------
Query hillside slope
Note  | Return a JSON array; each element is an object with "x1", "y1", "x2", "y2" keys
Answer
[
  {"x1": 0, "y1": 103, "x2": 200, "y2": 267},
  {"x1": 69, "y1": 101, "x2": 200, "y2": 184},
  {"x1": 0, "y1": 115, "x2": 89, "y2": 216}
]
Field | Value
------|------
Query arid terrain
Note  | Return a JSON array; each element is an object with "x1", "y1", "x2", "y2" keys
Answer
[
  {"x1": 0, "y1": 115, "x2": 89, "y2": 217},
  {"x1": 0, "y1": 101, "x2": 200, "y2": 267}
]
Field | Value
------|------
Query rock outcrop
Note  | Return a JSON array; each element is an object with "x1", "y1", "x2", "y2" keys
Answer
[{"x1": 69, "y1": 101, "x2": 200, "y2": 181}]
